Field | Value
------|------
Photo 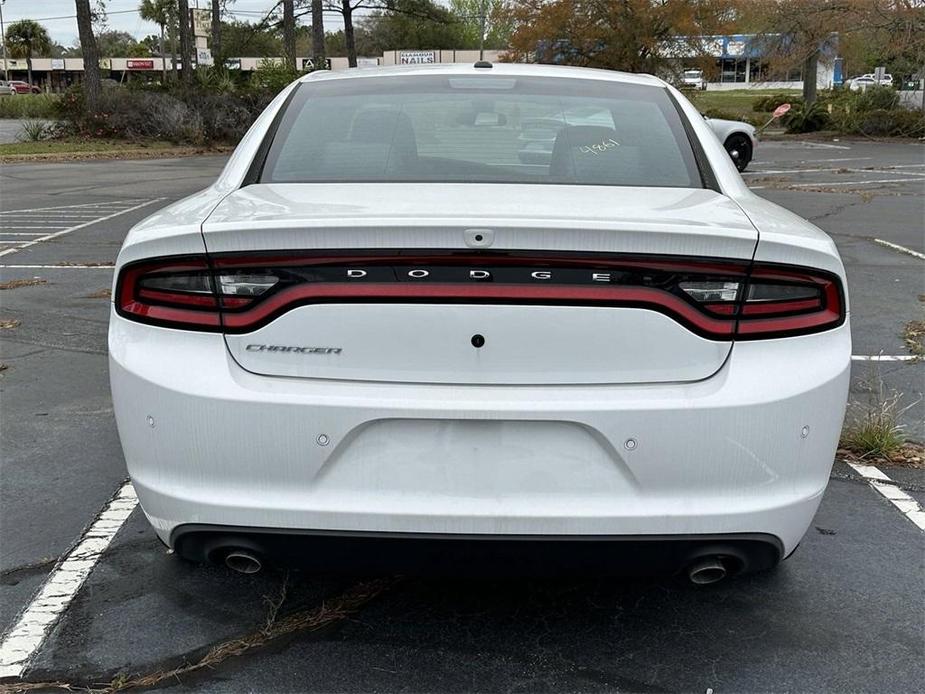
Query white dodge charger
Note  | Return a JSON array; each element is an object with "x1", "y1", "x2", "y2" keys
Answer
[{"x1": 110, "y1": 63, "x2": 850, "y2": 584}]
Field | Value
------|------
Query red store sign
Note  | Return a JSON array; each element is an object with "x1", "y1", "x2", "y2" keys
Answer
[{"x1": 126, "y1": 60, "x2": 155, "y2": 70}]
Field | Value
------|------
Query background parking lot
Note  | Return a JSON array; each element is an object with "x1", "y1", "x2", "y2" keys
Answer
[{"x1": 1, "y1": 139, "x2": 923, "y2": 692}]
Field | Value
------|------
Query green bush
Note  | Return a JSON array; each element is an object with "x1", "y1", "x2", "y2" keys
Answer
[
  {"x1": 56, "y1": 84, "x2": 271, "y2": 144},
  {"x1": 853, "y1": 108, "x2": 925, "y2": 137},
  {"x1": 0, "y1": 93, "x2": 60, "y2": 119},
  {"x1": 853, "y1": 85, "x2": 900, "y2": 112},
  {"x1": 782, "y1": 101, "x2": 831, "y2": 133},
  {"x1": 752, "y1": 93, "x2": 803, "y2": 113}
]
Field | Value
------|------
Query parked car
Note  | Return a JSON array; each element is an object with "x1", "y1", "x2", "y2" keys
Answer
[
  {"x1": 848, "y1": 74, "x2": 893, "y2": 91},
  {"x1": 110, "y1": 64, "x2": 849, "y2": 584},
  {"x1": 0, "y1": 80, "x2": 14, "y2": 96},
  {"x1": 8, "y1": 80, "x2": 40, "y2": 94},
  {"x1": 679, "y1": 68, "x2": 707, "y2": 91},
  {"x1": 848, "y1": 76, "x2": 878, "y2": 92},
  {"x1": 705, "y1": 116, "x2": 758, "y2": 172}
]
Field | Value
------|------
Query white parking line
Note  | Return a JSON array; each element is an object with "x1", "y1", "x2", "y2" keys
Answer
[
  {"x1": 851, "y1": 355, "x2": 919, "y2": 362},
  {"x1": 0, "y1": 200, "x2": 149, "y2": 215},
  {"x1": 787, "y1": 178, "x2": 924, "y2": 187},
  {"x1": 847, "y1": 463, "x2": 925, "y2": 532},
  {"x1": 0, "y1": 199, "x2": 163, "y2": 258},
  {"x1": 0, "y1": 264, "x2": 114, "y2": 269},
  {"x1": 0, "y1": 481, "x2": 138, "y2": 678},
  {"x1": 873, "y1": 239, "x2": 925, "y2": 261}
]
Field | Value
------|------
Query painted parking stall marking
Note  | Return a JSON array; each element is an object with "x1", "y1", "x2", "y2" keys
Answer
[
  {"x1": 0, "y1": 199, "x2": 163, "y2": 255},
  {"x1": 0, "y1": 482, "x2": 138, "y2": 679},
  {"x1": 846, "y1": 464, "x2": 925, "y2": 531}
]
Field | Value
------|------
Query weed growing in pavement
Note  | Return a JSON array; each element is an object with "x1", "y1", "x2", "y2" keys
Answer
[{"x1": 840, "y1": 362, "x2": 917, "y2": 459}]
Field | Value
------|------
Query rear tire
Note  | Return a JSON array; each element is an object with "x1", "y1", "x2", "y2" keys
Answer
[{"x1": 724, "y1": 134, "x2": 752, "y2": 172}]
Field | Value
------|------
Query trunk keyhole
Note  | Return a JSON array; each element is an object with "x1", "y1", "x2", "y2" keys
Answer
[{"x1": 471, "y1": 334, "x2": 485, "y2": 348}]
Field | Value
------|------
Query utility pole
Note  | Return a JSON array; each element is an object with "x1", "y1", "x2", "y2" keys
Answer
[{"x1": 0, "y1": 0, "x2": 8, "y2": 82}]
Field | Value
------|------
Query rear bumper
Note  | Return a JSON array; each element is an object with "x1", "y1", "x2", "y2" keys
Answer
[
  {"x1": 110, "y1": 310, "x2": 851, "y2": 557},
  {"x1": 172, "y1": 527, "x2": 783, "y2": 576}
]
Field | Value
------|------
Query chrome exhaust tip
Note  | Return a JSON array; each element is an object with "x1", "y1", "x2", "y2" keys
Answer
[
  {"x1": 224, "y1": 550, "x2": 263, "y2": 575},
  {"x1": 687, "y1": 557, "x2": 728, "y2": 586}
]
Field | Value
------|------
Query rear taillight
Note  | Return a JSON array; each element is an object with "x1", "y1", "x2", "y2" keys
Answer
[{"x1": 115, "y1": 252, "x2": 844, "y2": 339}]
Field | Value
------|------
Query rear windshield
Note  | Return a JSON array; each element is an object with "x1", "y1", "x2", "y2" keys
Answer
[{"x1": 259, "y1": 74, "x2": 703, "y2": 188}]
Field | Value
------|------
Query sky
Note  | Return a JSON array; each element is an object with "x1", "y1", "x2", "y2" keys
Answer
[{"x1": 0, "y1": 1, "x2": 352, "y2": 48}]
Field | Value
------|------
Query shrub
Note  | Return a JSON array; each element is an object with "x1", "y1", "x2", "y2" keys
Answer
[
  {"x1": 179, "y1": 89, "x2": 259, "y2": 143},
  {"x1": 0, "y1": 93, "x2": 60, "y2": 119},
  {"x1": 250, "y1": 60, "x2": 303, "y2": 94},
  {"x1": 853, "y1": 85, "x2": 900, "y2": 112},
  {"x1": 752, "y1": 93, "x2": 802, "y2": 113},
  {"x1": 56, "y1": 84, "x2": 271, "y2": 144},
  {"x1": 854, "y1": 108, "x2": 925, "y2": 137},
  {"x1": 782, "y1": 101, "x2": 831, "y2": 133},
  {"x1": 17, "y1": 119, "x2": 52, "y2": 141}
]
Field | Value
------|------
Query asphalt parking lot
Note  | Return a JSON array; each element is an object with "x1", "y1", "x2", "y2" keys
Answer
[{"x1": 1, "y1": 139, "x2": 923, "y2": 692}]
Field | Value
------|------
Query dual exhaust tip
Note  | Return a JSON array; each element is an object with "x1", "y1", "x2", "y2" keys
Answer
[
  {"x1": 224, "y1": 549, "x2": 263, "y2": 575},
  {"x1": 222, "y1": 547, "x2": 732, "y2": 585}
]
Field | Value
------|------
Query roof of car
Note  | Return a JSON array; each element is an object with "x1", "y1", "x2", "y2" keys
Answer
[{"x1": 300, "y1": 62, "x2": 666, "y2": 88}]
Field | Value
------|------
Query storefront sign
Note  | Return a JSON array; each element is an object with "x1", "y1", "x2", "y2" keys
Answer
[
  {"x1": 302, "y1": 57, "x2": 332, "y2": 71},
  {"x1": 191, "y1": 9, "x2": 211, "y2": 38},
  {"x1": 51, "y1": 58, "x2": 65, "y2": 70},
  {"x1": 126, "y1": 59, "x2": 155, "y2": 70},
  {"x1": 399, "y1": 51, "x2": 436, "y2": 64}
]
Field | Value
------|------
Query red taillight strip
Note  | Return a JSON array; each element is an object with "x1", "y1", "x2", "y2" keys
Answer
[
  {"x1": 115, "y1": 252, "x2": 845, "y2": 340},
  {"x1": 218, "y1": 282, "x2": 736, "y2": 336}
]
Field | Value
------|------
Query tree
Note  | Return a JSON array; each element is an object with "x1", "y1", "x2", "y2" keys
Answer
[
  {"x1": 325, "y1": 0, "x2": 454, "y2": 67},
  {"x1": 211, "y1": 0, "x2": 223, "y2": 64},
  {"x1": 221, "y1": 19, "x2": 283, "y2": 57},
  {"x1": 139, "y1": 0, "x2": 174, "y2": 83},
  {"x1": 449, "y1": 0, "x2": 513, "y2": 52},
  {"x1": 312, "y1": 0, "x2": 326, "y2": 69},
  {"x1": 4, "y1": 19, "x2": 52, "y2": 85},
  {"x1": 735, "y1": 1, "x2": 924, "y2": 106},
  {"x1": 361, "y1": 0, "x2": 468, "y2": 54},
  {"x1": 502, "y1": 0, "x2": 735, "y2": 75},
  {"x1": 177, "y1": 0, "x2": 193, "y2": 83},
  {"x1": 75, "y1": 0, "x2": 102, "y2": 112},
  {"x1": 283, "y1": 0, "x2": 297, "y2": 70},
  {"x1": 96, "y1": 30, "x2": 146, "y2": 56}
]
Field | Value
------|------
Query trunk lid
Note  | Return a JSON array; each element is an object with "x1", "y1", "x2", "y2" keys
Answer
[{"x1": 203, "y1": 183, "x2": 757, "y2": 385}]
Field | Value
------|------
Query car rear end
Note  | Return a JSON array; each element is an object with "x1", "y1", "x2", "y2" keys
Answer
[{"x1": 110, "y1": 66, "x2": 850, "y2": 580}]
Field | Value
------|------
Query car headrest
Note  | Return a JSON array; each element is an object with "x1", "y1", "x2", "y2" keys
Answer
[{"x1": 549, "y1": 125, "x2": 625, "y2": 180}]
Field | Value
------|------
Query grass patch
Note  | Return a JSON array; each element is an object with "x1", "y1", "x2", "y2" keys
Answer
[
  {"x1": 0, "y1": 93, "x2": 60, "y2": 118},
  {"x1": 902, "y1": 320, "x2": 925, "y2": 361},
  {"x1": 85, "y1": 288, "x2": 112, "y2": 299},
  {"x1": 0, "y1": 278, "x2": 46, "y2": 290},
  {"x1": 688, "y1": 89, "x2": 797, "y2": 120},
  {"x1": 0, "y1": 138, "x2": 179, "y2": 156},
  {"x1": 0, "y1": 138, "x2": 234, "y2": 163}
]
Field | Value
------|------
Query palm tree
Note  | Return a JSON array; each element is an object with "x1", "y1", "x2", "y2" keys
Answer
[
  {"x1": 4, "y1": 19, "x2": 52, "y2": 86},
  {"x1": 139, "y1": 0, "x2": 174, "y2": 83}
]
